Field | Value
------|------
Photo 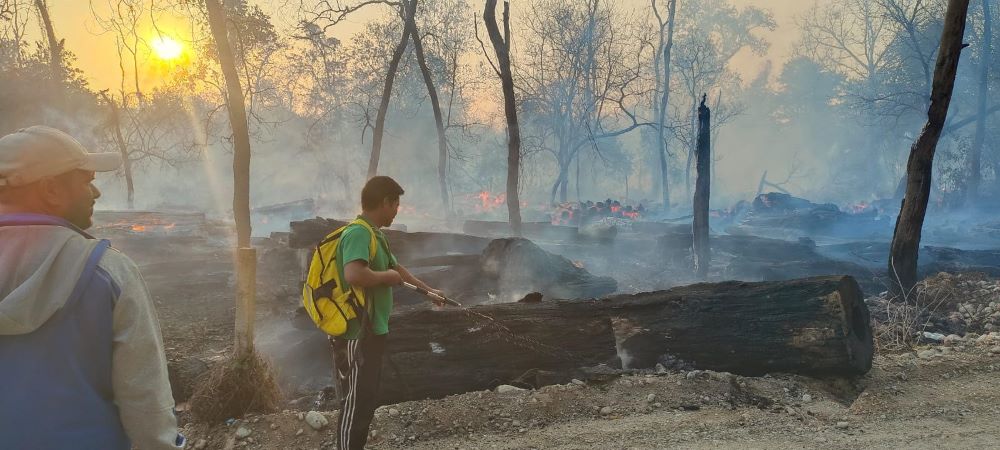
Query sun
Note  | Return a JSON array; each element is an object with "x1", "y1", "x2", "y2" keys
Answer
[{"x1": 151, "y1": 36, "x2": 183, "y2": 61}]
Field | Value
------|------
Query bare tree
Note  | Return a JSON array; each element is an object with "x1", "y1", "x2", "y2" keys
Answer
[
  {"x1": 206, "y1": 0, "x2": 256, "y2": 354},
  {"x1": 483, "y1": 0, "x2": 522, "y2": 235},
  {"x1": 650, "y1": 0, "x2": 677, "y2": 211},
  {"x1": 33, "y1": 0, "x2": 61, "y2": 81},
  {"x1": 968, "y1": 0, "x2": 992, "y2": 202},
  {"x1": 368, "y1": 1, "x2": 412, "y2": 178},
  {"x1": 889, "y1": 0, "x2": 970, "y2": 298},
  {"x1": 97, "y1": 90, "x2": 135, "y2": 209},
  {"x1": 404, "y1": 0, "x2": 450, "y2": 214},
  {"x1": 517, "y1": 0, "x2": 650, "y2": 204}
]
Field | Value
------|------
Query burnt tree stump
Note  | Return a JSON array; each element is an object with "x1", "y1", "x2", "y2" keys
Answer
[
  {"x1": 692, "y1": 94, "x2": 711, "y2": 278},
  {"x1": 607, "y1": 275, "x2": 873, "y2": 376}
]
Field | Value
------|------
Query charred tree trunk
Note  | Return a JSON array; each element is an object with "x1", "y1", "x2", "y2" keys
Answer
[
  {"x1": 367, "y1": 3, "x2": 414, "y2": 179},
  {"x1": 406, "y1": 0, "x2": 451, "y2": 215},
  {"x1": 889, "y1": 0, "x2": 970, "y2": 297},
  {"x1": 692, "y1": 94, "x2": 711, "y2": 279},
  {"x1": 484, "y1": 0, "x2": 522, "y2": 236},
  {"x1": 98, "y1": 91, "x2": 135, "y2": 209},
  {"x1": 968, "y1": 0, "x2": 991, "y2": 204},
  {"x1": 33, "y1": 0, "x2": 62, "y2": 82},
  {"x1": 206, "y1": 0, "x2": 256, "y2": 354},
  {"x1": 611, "y1": 276, "x2": 873, "y2": 376}
]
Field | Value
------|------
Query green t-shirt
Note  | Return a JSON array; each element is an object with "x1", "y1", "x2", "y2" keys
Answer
[{"x1": 337, "y1": 215, "x2": 398, "y2": 339}]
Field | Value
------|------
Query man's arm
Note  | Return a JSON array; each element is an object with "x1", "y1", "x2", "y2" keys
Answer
[
  {"x1": 344, "y1": 260, "x2": 401, "y2": 288},
  {"x1": 107, "y1": 257, "x2": 183, "y2": 449}
]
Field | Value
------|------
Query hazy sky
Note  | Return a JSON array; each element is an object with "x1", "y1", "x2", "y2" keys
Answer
[{"x1": 46, "y1": 0, "x2": 817, "y2": 93}]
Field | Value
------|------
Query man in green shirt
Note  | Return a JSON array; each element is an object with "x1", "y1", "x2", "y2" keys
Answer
[{"x1": 334, "y1": 176, "x2": 442, "y2": 450}]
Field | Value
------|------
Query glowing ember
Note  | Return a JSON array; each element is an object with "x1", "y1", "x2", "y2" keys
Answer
[{"x1": 131, "y1": 225, "x2": 147, "y2": 232}]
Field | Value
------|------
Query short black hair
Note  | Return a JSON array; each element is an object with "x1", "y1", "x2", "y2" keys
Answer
[{"x1": 361, "y1": 176, "x2": 404, "y2": 210}]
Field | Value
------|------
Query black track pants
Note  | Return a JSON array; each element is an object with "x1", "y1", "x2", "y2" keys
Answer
[{"x1": 332, "y1": 333, "x2": 386, "y2": 450}]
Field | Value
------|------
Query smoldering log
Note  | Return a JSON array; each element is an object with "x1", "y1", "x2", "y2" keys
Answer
[
  {"x1": 480, "y1": 238, "x2": 618, "y2": 300},
  {"x1": 609, "y1": 275, "x2": 873, "y2": 376},
  {"x1": 377, "y1": 301, "x2": 619, "y2": 404}
]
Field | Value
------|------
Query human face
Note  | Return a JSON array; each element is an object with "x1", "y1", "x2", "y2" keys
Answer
[
  {"x1": 381, "y1": 198, "x2": 400, "y2": 227},
  {"x1": 54, "y1": 170, "x2": 100, "y2": 229}
]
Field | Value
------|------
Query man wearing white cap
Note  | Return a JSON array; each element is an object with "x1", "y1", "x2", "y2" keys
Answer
[{"x1": 0, "y1": 126, "x2": 184, "y2": 449}]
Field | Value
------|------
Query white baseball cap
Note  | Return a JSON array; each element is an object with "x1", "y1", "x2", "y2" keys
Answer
[{"x1": 0, "y1": 126, "x2": 121, "y2": 187}]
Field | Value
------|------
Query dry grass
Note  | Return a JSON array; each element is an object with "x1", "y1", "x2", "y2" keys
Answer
[
  {"x1": 188, "y1": 350, "x2": 282, "y2": 424},
  {"x1": 871, "y1": 278, "x2": 951, "y2": 353}
]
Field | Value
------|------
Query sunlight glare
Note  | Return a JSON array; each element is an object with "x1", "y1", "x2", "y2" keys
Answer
[{"x1": 151, "y1": 36, "x2": 183, "y2": 60}]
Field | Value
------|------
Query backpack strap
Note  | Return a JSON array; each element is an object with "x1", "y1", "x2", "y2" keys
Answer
[{"x1": 348, "y1": 218, "x2": 379, "y2": 262}]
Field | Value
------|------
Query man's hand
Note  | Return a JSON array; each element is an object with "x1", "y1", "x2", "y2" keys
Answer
[{"x1": 428, "y1": 288, "x2": 447, "y2": 306}]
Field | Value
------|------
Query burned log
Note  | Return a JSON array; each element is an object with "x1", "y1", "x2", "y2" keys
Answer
[
  {"x1": 481, "y1": 238, "x2": 617, "y2": 300},
  {"x1": 378, "y1": 301, "x2": 619, "y2": 404},
  {"x1": 265, "y1": 275, "x2": 872, "y2": 405},
  {"x1": 609, "y1": 275, "x2": 873, "y2": 376}
]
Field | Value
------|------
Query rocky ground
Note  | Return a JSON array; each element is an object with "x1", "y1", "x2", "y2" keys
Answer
[{"x1": 178, "y1": 335, "x2": 1000, "y2": 450}]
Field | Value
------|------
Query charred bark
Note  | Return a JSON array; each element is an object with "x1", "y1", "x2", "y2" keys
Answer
[
  {"x1": 381, "y1": 300, "x2": 619, "y2": 404},
  {"x1": 98, "y1": 91, "x2": 135, "y2": 209},
  {"x1": 692, "y1": 94, "x2": 711, "y2": 278},
  {"x1": 367, "y1": 3, "x2": 414, "y2": 179},
  {"x1": 889, "y1": 0, "x2": 970, "y2": 297},
  {"x1": 610, "y1": 276, "x2": 873, "y2": 376},
  {"x1": 484, "y1": 0, "x2": 523, "y2": 236},
  {"x1": 275, "y1": 276, "x2": 871, "y2": 404},
  {"x1": 405, "y1": 0, "x2": 450, "y2": 215}
]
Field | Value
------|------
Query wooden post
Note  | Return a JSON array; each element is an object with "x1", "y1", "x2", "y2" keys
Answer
[
  {"x1": 888, "y1": 0, "x2": 970, "y2": 298},
  {"x1": 692, "y1": 94, "x2": 711, "y2": 279},
  {"x1": 234, "y1": 247, "x2": 257, "y2": 355}
]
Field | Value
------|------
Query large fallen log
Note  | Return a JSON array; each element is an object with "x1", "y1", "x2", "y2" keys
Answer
[
  {"x1": 608, "y1": 275, "x2": 873, "y2": 376},
  {"x1": 262, "y1": 276, "x2": 872, "y2": 407},
  {"x1": 378, "y1": 301, "x2": 619, "y2": 404}
]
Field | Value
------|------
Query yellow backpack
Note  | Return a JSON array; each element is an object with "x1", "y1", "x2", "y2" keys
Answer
[{"x1": 302, "y1": 219, "x2": 378, "y2": 336}]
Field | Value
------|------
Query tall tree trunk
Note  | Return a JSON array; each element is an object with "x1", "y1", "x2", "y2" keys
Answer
[
  {"x1": 206, "y1": 0, "x2": 256, "y2": 354},
  {"x1": 98, "y1": 91, "x2": 135, "y2": 209},
  {"x1": 968, "y1": 0, "x2": 992, "y2": 204},
  {"x1": 368, "y1": 3, "x2": 414, "y2": 179},
  {"x1": 692, "y1": 94, "x2": 711, "y2": 279},
  {"x1": 889, "y1": 0, "x2": 970, "y2": 298},
  {"x1": 405, "y1": 0, "x2": 451, "y2": 215},
  {"x1": 655, "y1": 0, "x2": 677, "y2": 211},
  {"x1": 33, "y1": 0, "x2": 62, "y2": 82},
  {"x1": 484, "y1": 0, "x2": 522, "y2": 236}
]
